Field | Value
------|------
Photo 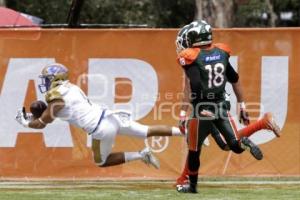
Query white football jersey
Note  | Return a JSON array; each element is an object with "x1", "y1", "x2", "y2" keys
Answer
[{"x1": 45, "y1": 81, "x2": 103, "y2": 133}]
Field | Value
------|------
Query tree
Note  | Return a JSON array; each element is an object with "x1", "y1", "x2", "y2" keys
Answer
[
  {"x1": 195, "y1": 0, "x2": 236, "y2": 28},
  {"x1": 6, "y1": 0, "x2": 72, "y2": 24},
  {"x1": 265, "y1": 0, "x2": 277, "y2": 27},
  {"x1": 0, "y1": 0, "x2": 6, "y2": 6},
  {"x1": 3, "y1": 0, "x2": 300, "y2": 28}
]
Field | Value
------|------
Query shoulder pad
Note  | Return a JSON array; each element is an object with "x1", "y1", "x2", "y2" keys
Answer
[
  {"x1": 45, "y1": 87, "x2": 63, "y2": 103},
  {"x1": 177, "y1": 48, "x2": 200, "y2": 66},
  {"x1": 214, "y1": 43, "x2": 231, "y2": 55}
]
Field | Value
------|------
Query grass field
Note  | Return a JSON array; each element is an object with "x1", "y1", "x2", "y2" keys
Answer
[{"x1": 0, "y1": 179, "x2": 299, "y2": 200}]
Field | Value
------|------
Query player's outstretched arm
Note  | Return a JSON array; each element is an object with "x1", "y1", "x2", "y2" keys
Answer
[
  {"x1": 29, "y1": 99, "x2": 65, "y2": 129},
  {"x1": 16, "y1": 99, "x2": 65, "y2": 129}
]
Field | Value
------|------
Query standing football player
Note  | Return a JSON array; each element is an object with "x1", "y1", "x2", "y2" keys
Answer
[
  {"x1": 175, "y1": 20, "x2": 280, "y2": 193},
  {"x1": 15, "y1": 63, "x2": 183, "y2": 169},
  {"x1": 174, "y1": 21, "x2": 281, "y2": 187}
]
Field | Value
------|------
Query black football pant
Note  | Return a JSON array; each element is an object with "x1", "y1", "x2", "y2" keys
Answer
[{"x1": 187, "y1": 106, "x2": 245, "y2": 187}]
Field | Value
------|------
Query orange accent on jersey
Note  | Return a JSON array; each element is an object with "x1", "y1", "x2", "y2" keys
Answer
[
  {"x1": 188, "y1": 118, "x2": 199, "y2": 151},
  {"x1": 177, "y1": 48, "x2": 201, "y2": 66},
  {"x1": 214, "y1": 43, "x2": 231, "y2": 55}
]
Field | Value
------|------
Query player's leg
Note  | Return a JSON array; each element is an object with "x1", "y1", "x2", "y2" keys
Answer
[
  {"x1": 91, "y1": 115, "x2": 121, "y2": 167},
  {"x1": 210, "y1": 124, "x2": 230, "y2": 151},
  {"x1": 177, "y1": 149, "x2": 200, "y2": 193},
  {"x1": 121, "y1": 122, "x2": 182, "y2": 138},
  {"x1": 237, "y1": 112, "x2": 281, "y2": 139},
  {"x1": 175, "y1": 118, "x2": 200, "y2": 186},
  {"x1": 175, "y1": 123, "x2": 228, "y2": 186},
  {"x1": 175, "y1": 157, "x2": 189, "y2": 186},
  {"x1": 113, "y1": 112, "x2": 181, "y2": 138},
  {"x1": 92, "y1": 139, "x2": 158, "y2": 168},
  {"x1": 92, "y1": 139, "x2": 124, "y2": 166},
  {"x1": 91, "y1": 115, "x2": 159, "y2": 168},
  {"x1": 111, "y1": 113, "x2": 161, "y2": 168},
  {"x1": 214, "y1": 111, "x2": 263, "y2": 160},
  {"x1": 147, "y1": 125, "x2": 182, "y2": 137},
  {"x1": 177, "y1": 118, "x2": 211, "y2": 193}
]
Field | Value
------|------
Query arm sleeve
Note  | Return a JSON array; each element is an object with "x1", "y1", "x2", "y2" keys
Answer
[{"x1": 226, "y1": 62, "x2": 239, "y2": 83}]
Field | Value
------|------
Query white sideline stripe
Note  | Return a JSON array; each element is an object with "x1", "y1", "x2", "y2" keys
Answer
[
  {"x1": 0, "y1": 180, "x2": 299, "y2": 188},
  {"x1": 202, "y1": 181, "x2": 300, "y2": 185}
]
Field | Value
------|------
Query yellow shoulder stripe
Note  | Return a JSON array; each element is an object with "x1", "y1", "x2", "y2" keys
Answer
[{"x1": 45, "y1": 88, "x2": 62, "y2": 103}]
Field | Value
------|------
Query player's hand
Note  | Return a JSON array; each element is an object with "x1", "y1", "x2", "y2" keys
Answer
[
  {"x1": 178, "y1": 110, "x2": 187, "y2": 135},
  {"x1": 238, "y1": 102, "x2": 250, "y2": 125},
  {"x1": 179, "y1": 119, "x2": 187, "y2": 135},
  {"x1": 15, "y1": 107, "x2": 30, "y2": 127},
  {"x1": 25, "y1": 113, "x2": 34, "y2": 121}
]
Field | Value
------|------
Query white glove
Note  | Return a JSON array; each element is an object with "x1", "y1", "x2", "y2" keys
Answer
[
  {"x1": 15, "y1": 108, "x2": 30, "y2": 127},
  {"x1": 25, "y1": 112, "x2": 34, "y2": 121}
]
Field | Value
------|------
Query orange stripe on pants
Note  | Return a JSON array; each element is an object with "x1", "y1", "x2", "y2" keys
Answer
[{"x1": 188, "y1": 118, "x2": 199, "y2": 151}]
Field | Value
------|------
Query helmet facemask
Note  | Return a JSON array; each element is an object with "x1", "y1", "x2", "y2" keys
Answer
[
  {"x1": 38, "y1": 75, "x2": 54, "y2": 93},
  {"x1": 175, "y1": 24, "x2": 191, "y2": 54},
  {"x1": 38, "y1": 63, "x2": 69, "y2": 93},
  {"x1": 175, "y1": 36, "x2": 186, "y2": 54}
]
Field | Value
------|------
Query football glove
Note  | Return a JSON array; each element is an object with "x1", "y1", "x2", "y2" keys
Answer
[
  {"x1": 238, "y1": 102, "x2": 250, "y2": 125},
  {"x1": 15, "y1": 107, "x2": 30, "y2": 127},
  {"x1": 178, "y1": 110, "x2": 188, "y2": 135}
]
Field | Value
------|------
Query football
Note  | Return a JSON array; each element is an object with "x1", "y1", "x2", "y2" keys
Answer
[{"x1": 30, "y1": 100, "x2": 47, "y2": 119}]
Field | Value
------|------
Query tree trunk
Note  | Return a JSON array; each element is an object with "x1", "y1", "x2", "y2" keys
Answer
[
  {"x1": 194, "y1": 0, "x2": 236, "y2": 28},
  {"x1": 0, "y1": 0, "x2": 6, "y2": 7},
  {"x1": 265, "y1": 0, "x2": 277, "y2": 27}
]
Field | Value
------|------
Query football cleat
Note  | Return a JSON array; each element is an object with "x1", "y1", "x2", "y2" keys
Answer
[
  {"x1": 176, "y1": 184, "x2": 198, "y2": 193},
  {"x1": 263, "y1": 112, "x2": 281, "y2": 137},
  {"x1": 140, "y1": 147, "x2": 160, "y2": 169},
  {"x1": 240, "y1": 137, "x2": 263, "y2": 160}
]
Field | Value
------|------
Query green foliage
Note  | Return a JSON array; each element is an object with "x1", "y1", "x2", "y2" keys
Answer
[
  {"x1": 5, "y1": 0, "x2": 195, "y2": 28},
  {"x1": 6, "y1": 0, "x2": 73, "y2": 24},
  {"x1": 235, "y1": 0, "x2": 268, "y2": 27},
  {"x1": 4, "y1": 0, "x2": 300, "y2": 27},
  {"x1": 80, "y1": 0, "x2": 156, "y2": 26},
  {"x1": 235, "y1": 0, "x2": 300, "y2": 27},
  {"x1": 80, "y1": 0, "x2": 195, "y2": 28},
  {"x1": 272, "y1": 0, "x2": 300, "y2": 26}
]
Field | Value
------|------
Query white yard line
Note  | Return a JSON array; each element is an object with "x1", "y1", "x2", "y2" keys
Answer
[{"x1": 0, "y1": 180, "x2": 299, "y2": 189}]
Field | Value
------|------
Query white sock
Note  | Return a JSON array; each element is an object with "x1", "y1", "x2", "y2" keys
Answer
[
  {"x1": 172, "y1": 127, "x2": 182, "y2": 136},
  {"x1": 124, "y1": 152, "x2": 142, "y2": 162}
]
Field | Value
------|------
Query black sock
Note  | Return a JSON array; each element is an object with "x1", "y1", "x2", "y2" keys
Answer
[{"x1": 189, "y1": 174, "x2": 198, "y2": 188}]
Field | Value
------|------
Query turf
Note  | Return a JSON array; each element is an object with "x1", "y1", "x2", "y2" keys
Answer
[{"x1": 0, "y1": 180, "x2": 299, "y2": 200}]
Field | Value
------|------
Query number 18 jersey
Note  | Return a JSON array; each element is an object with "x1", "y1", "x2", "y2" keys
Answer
[{"x1": 177, "y1": 43, "x2": 239, "y2": 103}]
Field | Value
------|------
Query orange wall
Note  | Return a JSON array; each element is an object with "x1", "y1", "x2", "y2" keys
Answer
[{"x1": 0, "y1": 29, "x2": 299, "y2": 179}]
